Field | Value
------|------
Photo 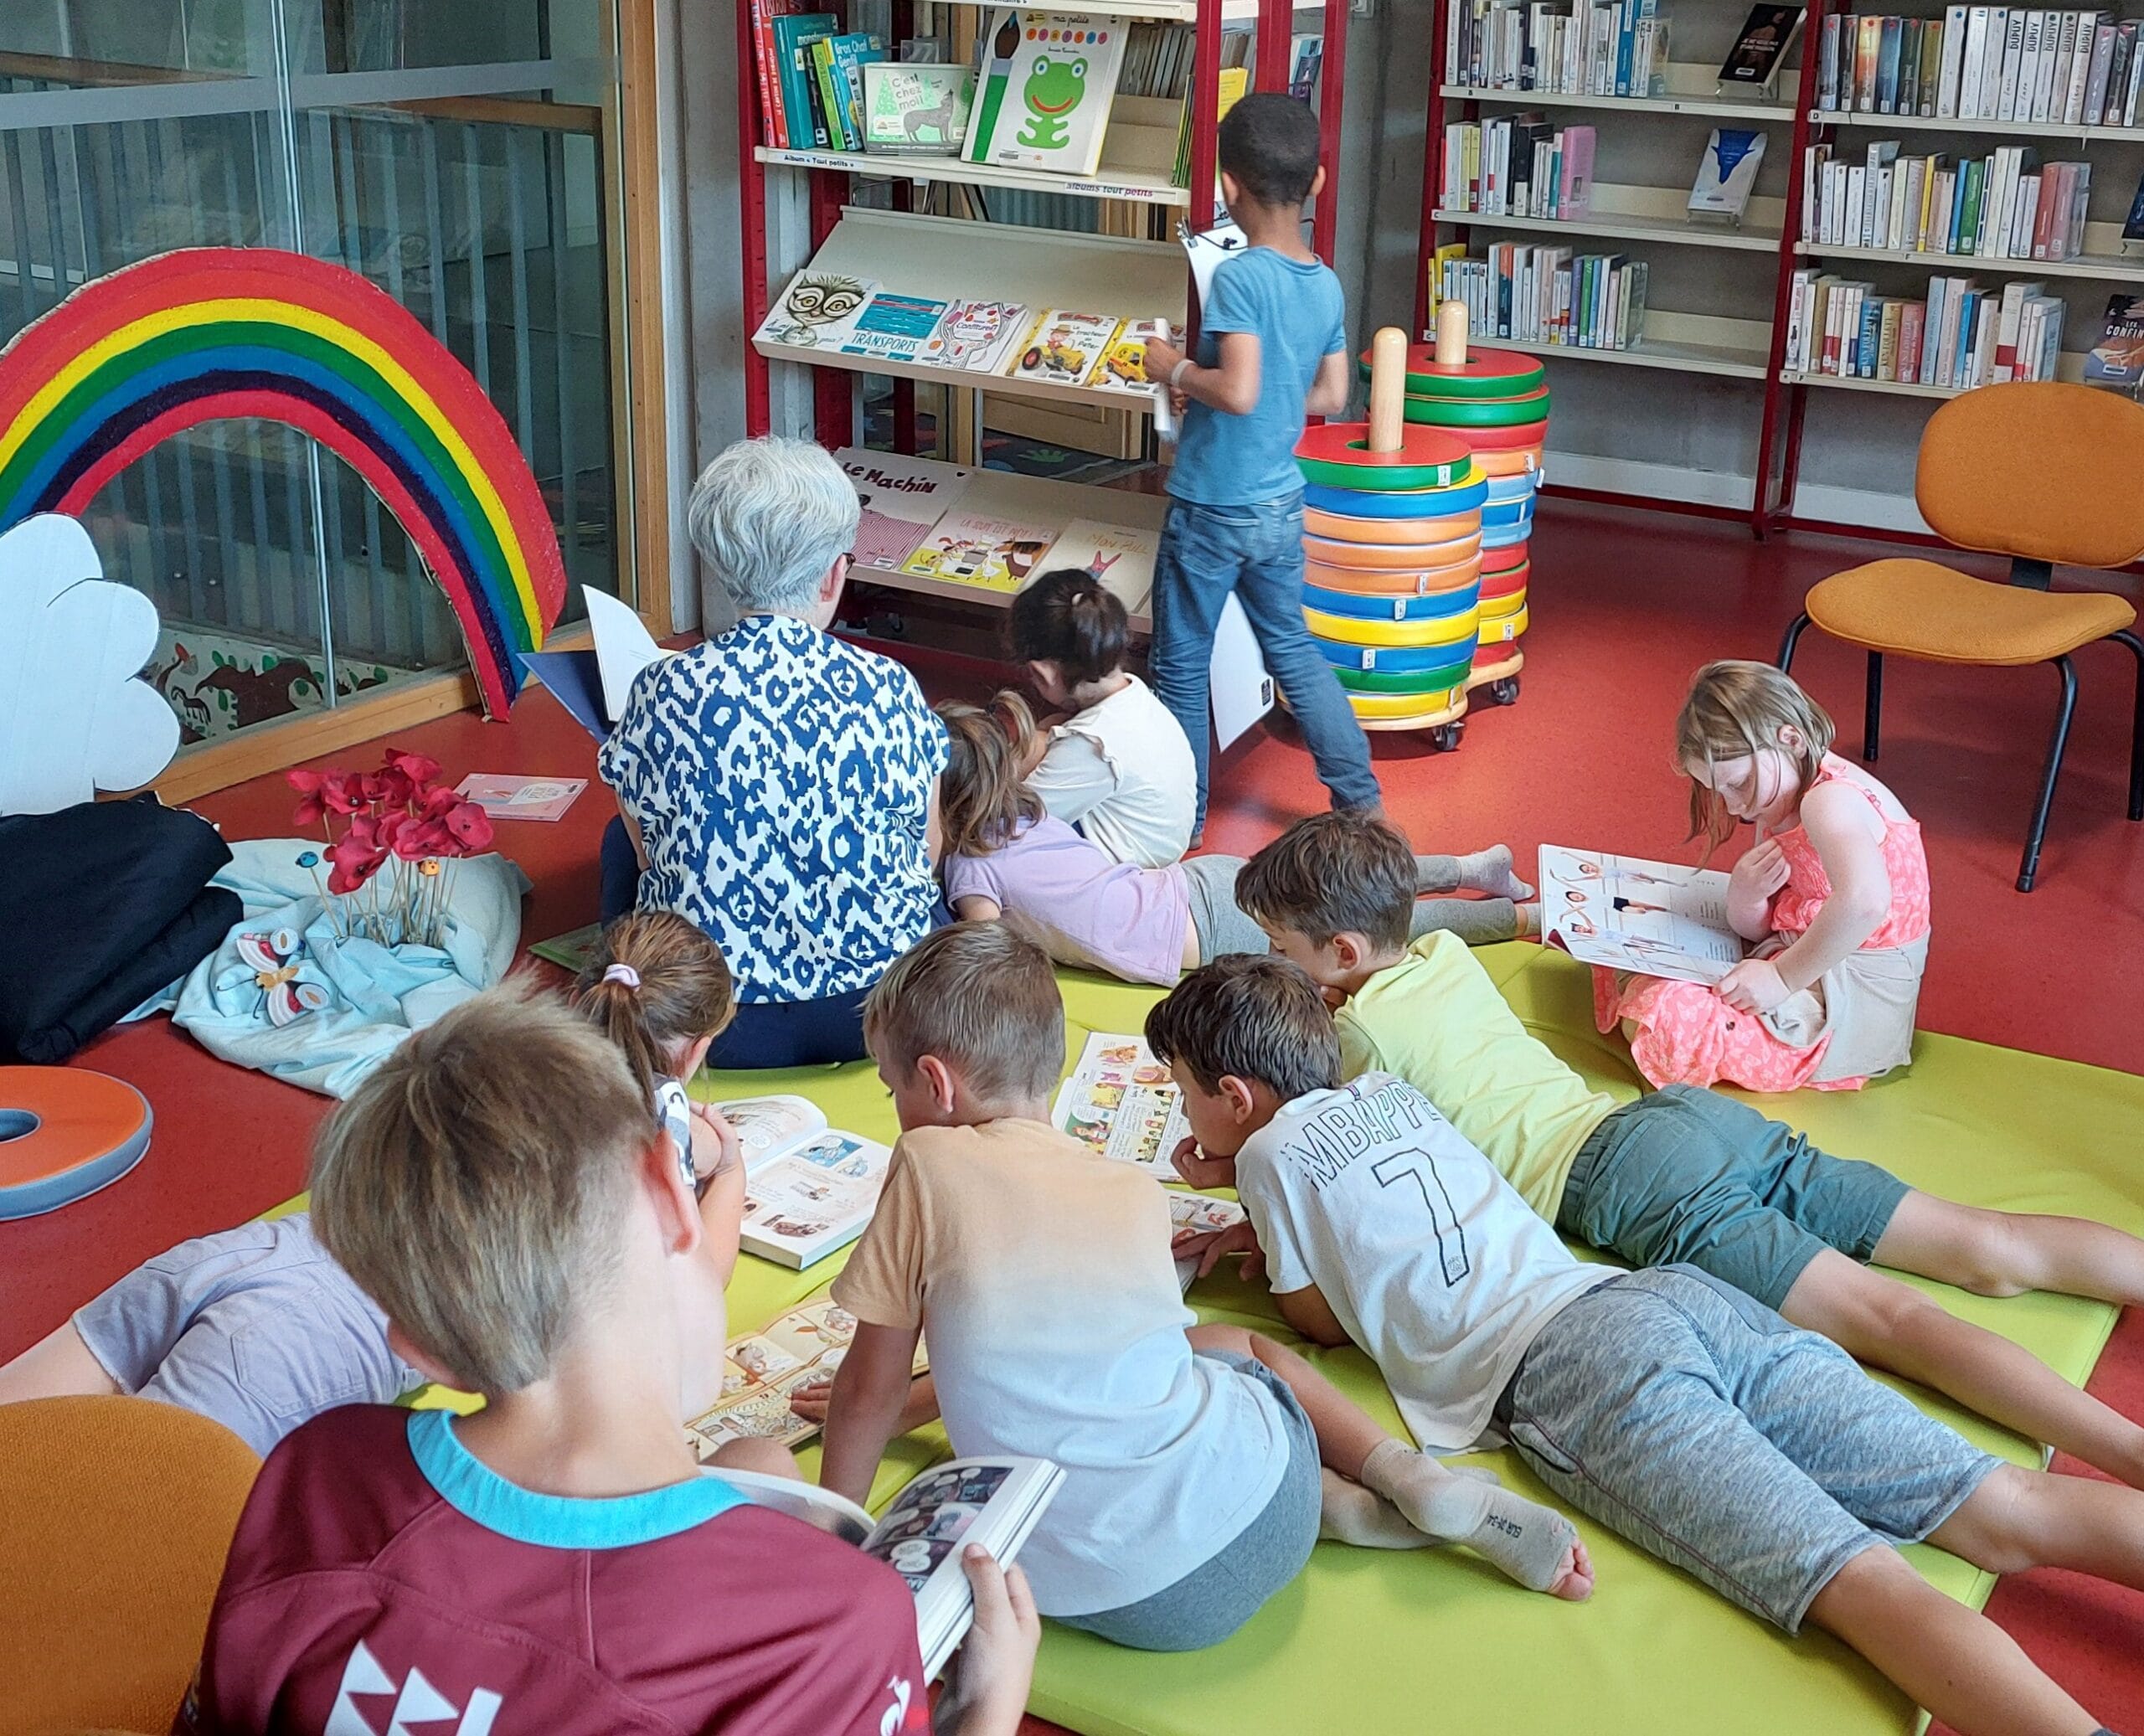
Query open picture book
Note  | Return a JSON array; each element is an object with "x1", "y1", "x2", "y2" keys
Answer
[
  {"x1": 1052, "y1": 1032, "x2": 1192, "y2": 1179},
  {"x1": 709, "y1": 1457, "x2": 1064, "y2": 1679},
  {"x1": 686, "y1": 1295, "x2": 928, "y2": 1459},
  {"x1": 1538, "y1": 844, "x2": 1743, "y2": 984},
  {"x1": 714, "y1": 1094, "x2": 894, "y2": 1269}
]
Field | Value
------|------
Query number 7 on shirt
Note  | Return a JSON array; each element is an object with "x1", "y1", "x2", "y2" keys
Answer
[{"x1": 1372, "y1": 1149, "x2": 1471, "y2": 1285}]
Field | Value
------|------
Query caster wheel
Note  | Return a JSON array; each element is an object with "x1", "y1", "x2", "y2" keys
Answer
[
  {"x1": 1489, "y1": 677, "x2": 1520, "y2": 706},
  {"x1": 1429, "y1": 722, "x2": 1465, "y2": 752}
]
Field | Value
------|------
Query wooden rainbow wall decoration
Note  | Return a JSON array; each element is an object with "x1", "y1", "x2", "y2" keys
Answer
[{"x1": 0, "y1": 248, "x2": 566, "y2": 718}]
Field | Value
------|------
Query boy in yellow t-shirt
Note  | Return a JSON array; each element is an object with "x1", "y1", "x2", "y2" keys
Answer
[{"x1": 1223, "y1": 811, "x2": 2144, "y2": 1493}]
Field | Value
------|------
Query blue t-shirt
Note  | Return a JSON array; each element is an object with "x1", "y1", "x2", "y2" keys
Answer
[{"x1": 1167, "y1": 246, "x2": 1348, "y2": 507}]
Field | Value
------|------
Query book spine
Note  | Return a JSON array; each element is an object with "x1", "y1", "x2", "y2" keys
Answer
[
  {"x1": 1879, "y1": 17, "x2": 1903, "y2": 113},
  {"x1": 1940, "y1": 5, "x2": 1969, "y2": 113},
  {"x1": 755, "y1": 0, "x2": 786, "y2": 147},
  {"x1": 2126, "y1": 22, "x2": 2144, "y2": 122},
  {"x1": 2063, "y1": 10, "x2": 2097, "y2": 121},
  {"x1": 1993, "y1": 278, "x2": 2026, "y2": 378},
  {"x1": 1961, "y1": 8, "x2": 1991, "y2": 116},
  {"x1": 1820, "y1": 14, "x2": 1842, "y2": 107},
  {"x1": 1997, "y1": 8, "x2": 2026, "y2": 117},
  {"x1": 1899, "y1": 299, "x2": 1925, "y2": 383},
  {"x1": 811, "y1": 40, "x2": 848, "y2": 150}
]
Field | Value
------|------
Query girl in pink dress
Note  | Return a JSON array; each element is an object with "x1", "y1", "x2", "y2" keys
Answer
[{"x1": 1595, "y1": 661, "x2": 1931, "y2": 1092}]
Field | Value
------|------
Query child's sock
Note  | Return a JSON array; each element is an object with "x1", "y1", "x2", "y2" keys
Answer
[
  {"x1": 1318, "y1": 1465, "x2": 1501, "y2": 1550},
  {"x1": 1361, "y1": 1439, "x2": 1580, "y2": 1594},
  {"x1": 1514, "y1": 899, "x2": 1540, "y2": 938},
  {"x1": 1451, "y1": 844, "x2": 1534, "y2": 902}
]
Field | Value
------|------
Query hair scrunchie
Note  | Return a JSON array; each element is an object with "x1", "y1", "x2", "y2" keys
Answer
[{"x1": 602, "y1": 962, "x2": 642, "y2": 990}]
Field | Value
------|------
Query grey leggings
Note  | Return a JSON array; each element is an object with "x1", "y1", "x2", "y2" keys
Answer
[{"x1": 1178, "y1": 853, "x2": 1518, "y2": 963}]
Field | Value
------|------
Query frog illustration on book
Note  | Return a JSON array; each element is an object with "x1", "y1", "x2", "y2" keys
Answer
[{"x1": 1017, "y1": 54, "x2": 1087, "y2": 150}]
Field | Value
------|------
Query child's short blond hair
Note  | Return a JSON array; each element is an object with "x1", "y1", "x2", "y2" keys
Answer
[
  {"x1": 310, "y1": 981, "x2": 657, "y2": 1394},
  {"x1": 863, "y1": 921, "x2": 1064, "y2": 1109}
]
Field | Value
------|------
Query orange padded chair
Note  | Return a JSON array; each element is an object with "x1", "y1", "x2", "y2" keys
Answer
[
  {"x1": 1779, "y1": 381, "x2": 2144, "y2": 891},
  {"x1": 0, "y1": 1395, "x2": 259, "y2": 1736}
]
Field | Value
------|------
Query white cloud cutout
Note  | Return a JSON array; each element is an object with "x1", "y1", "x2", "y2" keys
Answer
[{"x1": 0, "y1": 513, "x2": 181, "y2": 815}]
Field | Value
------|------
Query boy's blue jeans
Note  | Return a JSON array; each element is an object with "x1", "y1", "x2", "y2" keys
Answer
[{"x1": 1149, "y1": 494, "x2": 1381, "y2": 830}]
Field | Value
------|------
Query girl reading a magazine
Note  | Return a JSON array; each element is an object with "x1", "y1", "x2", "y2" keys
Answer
[
  {"x1": 935, "y1": 697, "x2": 1526, "y2": 986},
  {"x1": 1596, "y1": 660, "x2": 1930, "y2": 1092}
]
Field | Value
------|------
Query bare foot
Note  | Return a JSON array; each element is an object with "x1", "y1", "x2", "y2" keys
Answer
[{"x1": 1547, "y1": 1538, "x2": 1595, "y2": 1602}]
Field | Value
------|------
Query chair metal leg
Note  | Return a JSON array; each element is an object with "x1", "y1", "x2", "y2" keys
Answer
[
  {"x1": 1778, "y1": 612, "x2": 1812, "y2": 672},
  {"x1": 2114, "y1": 628, "x2": 2144, "y2": 822},
  {"x1": 1863, "y1": 651, "x2": 1884, "y2": 762},
  {"x1": 2018, "y1": 655, "x2": 2079, "y2": 894}
]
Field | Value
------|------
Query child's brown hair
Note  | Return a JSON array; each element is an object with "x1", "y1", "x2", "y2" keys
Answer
[
  {"x1": 1676, "y1": 660, "x2": 1837, "y2": 857},
  {"x1": 935, "y1": 694, "x2": 1044, "y2": 859},
  {"x1": 863, "y1": 921, "x2": 1064, "y2": 1110},
  {"x1": 311, "y1": 981, "x2": 653, "y2": 1393},
  {"x1": 1145, "y1": 954, "x2": 1342, "y2": 1104},
  {"x1": 573, "y1": 911, "x2": 735, "y2": 1100},
  {"x1": 1236, "y1": 811, "x2": 1418, "y2": 953}
]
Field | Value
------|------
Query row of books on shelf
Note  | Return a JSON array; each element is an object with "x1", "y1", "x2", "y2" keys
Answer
[
  {"x1": 756, "y1": 271, "x2": 1178, "y2": 393},
  {"x1": 1440, "y1": 119, "x2": 1598, "y2": 217},
  {"x1": 835, "y1": 447, "x2": 1163, "y2": 600},
  {"x1": 1444, "y1": 0, "x2": 1670, "y2": 96},
  {"x1": 1784, "y1": 270, "x2": 2065, "y2": 384},
  {"x1": 1435, "y1": 242, "x2": 1652, "y2": 348},
  {"x1": 1816, "y1": 8, "x2": 2144, "y2": 126},
  {"x1": 1803, "y1": 142, "x2": 2096, "y2": 258},
  {"x1": 747, "y1": 3, "x2": 1318, "y2": 178}
]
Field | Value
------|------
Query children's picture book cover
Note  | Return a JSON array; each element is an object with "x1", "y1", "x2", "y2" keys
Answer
[
  {"x1": 1538, "y1": 844, "x2": 1744, "y2": 983},
  {"x1": 528, "y1": 920, "x2": 603, "y2": 975},
  {"x1": 965, "y1": 9, "x2": 1130, "y2": 175},
  {"x1": 1050, "y1": 1032, "x2": 1193, "y2": 1178},
  {"x1": 2084, "y1": 293, "x2": 2144, "y2": 394},
  {"x1": 836, "y1": 446, "x2": 974, "y2": 569},
  {"x1": 838, "y1": 290, "x2": 951, "y2": 363},
  {"x1": 862, "y1": 60, "x2": 974, "y2": 155},
  {"x1": 1087, "y1": 317, "x2": 1181, "y2": 391},
  {"x1": 1169, "y1": 1193, "x2": 1246, "y2": 1292},
  {"x1": 924, "y1": 298, "x2": 1033, "y2": 373},
  {"x1": 1003, "y1": 309, "x2": 1121, "y2": 389},
  {"x1": 899, "y1": 509, "x2": 1061, "y2": 592},
  {"x1": 453, "y1": 774, "x2": 586, "y2": 822},
  {"x1": 755, "y1": 269, "x2": 877, "y2": 348},
  {"x1": 1037, "y1": 517, "x2": 1161, "y2": 615}
]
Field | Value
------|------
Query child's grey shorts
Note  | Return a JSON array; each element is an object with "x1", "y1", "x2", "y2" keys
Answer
[
  {"x1": 1495, "y1": 1265, "x2": 2001, "y2": 1632},
  {"x1": 74, "y1": 1213, "x2": 419, "y2": 1457}
]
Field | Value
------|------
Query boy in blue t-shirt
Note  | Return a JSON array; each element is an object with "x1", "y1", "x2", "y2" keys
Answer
[{"x1": 1142, "y1": 94, "x2": 1379, "y2": 842}]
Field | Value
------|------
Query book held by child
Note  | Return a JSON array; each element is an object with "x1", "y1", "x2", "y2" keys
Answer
[
  {"x1": 716, "y1": 1093, "x2": 894, "y2": 1268},
  {"x1": 711, "y1": 1456, "x2": 1064, "y2": 1679},
  {"x1": 1538, "y1": 844, "x2": 1744, "y2": 984},
  {"x1": 685, "y1": 1294, "x2": 928, "y2": 1457},
  {"x1": 1050, "y1": 1031, "x2": 1193, "y2": 1178}
]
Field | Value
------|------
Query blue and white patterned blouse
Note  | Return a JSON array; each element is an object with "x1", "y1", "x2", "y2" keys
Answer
[{"x1": 598, "y1": 615, "x2": 948, "y2": 1003}]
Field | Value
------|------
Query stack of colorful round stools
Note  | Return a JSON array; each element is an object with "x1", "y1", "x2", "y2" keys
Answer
[
  {"x1": 1294, "y1": 420, "x2": 1485, "y2": 750},
  {"x1": 1375, "y1": 343, "x2": 1548, "y2": 709}
]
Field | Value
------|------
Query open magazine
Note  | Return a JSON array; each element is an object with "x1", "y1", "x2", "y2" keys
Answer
[
  {"x1": 714, "y1": 1094, "x2": 894, "y2": 1270},
  {"x1": 710, "y1": 1457, "x2": 1064, "y2": 1679},
  {"x1": 1169, "y1": 1193, "x2": 1245, "y2": 1291},
  {"x1": 1538, "y1": 844, "x2": 1743, "y2": 985},
  {"x1": 686, "y1": 1296, "x2": 926, "y2": 1460},
  {"x1": 1051, "y1": 1033, "x2": 1193, "y2": 1180}
]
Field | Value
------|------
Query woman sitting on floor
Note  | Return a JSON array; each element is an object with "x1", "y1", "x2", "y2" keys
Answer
[{"x1": 598, "y1": 436, "x2": 948, "y2": 1068}]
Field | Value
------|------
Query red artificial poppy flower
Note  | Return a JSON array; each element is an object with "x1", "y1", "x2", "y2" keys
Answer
[
  {"x1": 320, "y1": 771, "x2": 365, "y2": 816},
  {"x1": 384, "y1": 747, "x2": 443, "y2": 788},
  {"x1": 442, "y1": 799, "x2": 494, "y2": 853},
  {"x1": 288, "y1": 768, "x2": 327, "y2": 827}
]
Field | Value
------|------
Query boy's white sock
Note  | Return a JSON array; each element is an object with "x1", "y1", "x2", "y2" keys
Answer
[
  {"x1": 1361, "y1": 1439, "x2": 1579, "y2": 1593},
  {"x1": 1319, "y1": 1465, "x2": 1501, "y2": 1550}
]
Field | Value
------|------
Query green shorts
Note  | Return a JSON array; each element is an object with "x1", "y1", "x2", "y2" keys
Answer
[{"x1": 1554, "y1": 1085, "x2": 1912, "y2": 1311}]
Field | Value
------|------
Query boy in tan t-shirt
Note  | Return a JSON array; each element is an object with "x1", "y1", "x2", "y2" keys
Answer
[{"x1": 820, "y1": 924, "x2": 1592, "y2": 1651}]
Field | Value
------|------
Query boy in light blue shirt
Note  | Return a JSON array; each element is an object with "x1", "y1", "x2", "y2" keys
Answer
[{"x1": 1143, "y1": 94, "x2": 1379, "y2": 842}]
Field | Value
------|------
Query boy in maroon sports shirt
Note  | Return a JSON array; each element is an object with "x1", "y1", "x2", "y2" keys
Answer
[{"x1": 176, "y1": 985, "x2": 1036, "y2": 1736}]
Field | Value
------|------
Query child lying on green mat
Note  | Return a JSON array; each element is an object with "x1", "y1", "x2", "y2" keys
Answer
[
  {"x1": 181, "y1": 984, "x2": 1039, "y2": 1736},
  {"x1": 818, "y1": 922, "x2": 1593, "y2": 1655},
  {"x1": 1223, "y1": 810, "x2": 2144, "y2": 1494},
  {"x1": 1148, "y1": 956, "x2": 2142, "y2": 1736}
]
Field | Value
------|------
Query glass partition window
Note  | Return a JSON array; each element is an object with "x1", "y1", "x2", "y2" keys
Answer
[{"x1": 0, "y1": 1, "x2": 627, "y2": 750}]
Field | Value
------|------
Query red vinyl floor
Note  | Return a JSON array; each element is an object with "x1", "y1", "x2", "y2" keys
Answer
[{"x1": 5, "y1": 496, "x2": 2140, "y2": 1732}]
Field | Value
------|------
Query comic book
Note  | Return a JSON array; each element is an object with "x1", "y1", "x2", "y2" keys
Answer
[
  {"x1": 714, "y1": 1091, "x2": 893, "y2": 1269},
  {"x1": 1538, "y1": 843, "x2": 1744, "y2": 983}
]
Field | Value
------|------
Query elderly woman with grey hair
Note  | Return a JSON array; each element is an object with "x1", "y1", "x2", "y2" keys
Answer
[{"x1": 597, "y1": 436, "x2": 949, "y2": 1067}]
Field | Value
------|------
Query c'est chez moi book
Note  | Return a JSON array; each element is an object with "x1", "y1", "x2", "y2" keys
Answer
[
  {"x1": 712, "y1": 1457, "x2": 1064, "y2": 1679},
  {"x1": 1537, "y1": 843, "x2": 1743, "y2": 984},
  {"x1": 714, "y1": 1093, "x2": 894, "y2": 1269}
]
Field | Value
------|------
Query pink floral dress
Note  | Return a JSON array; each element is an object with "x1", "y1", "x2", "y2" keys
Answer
[{"x1": 1594, "y1": 756, "x2": 1932, "y2": 1093}]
